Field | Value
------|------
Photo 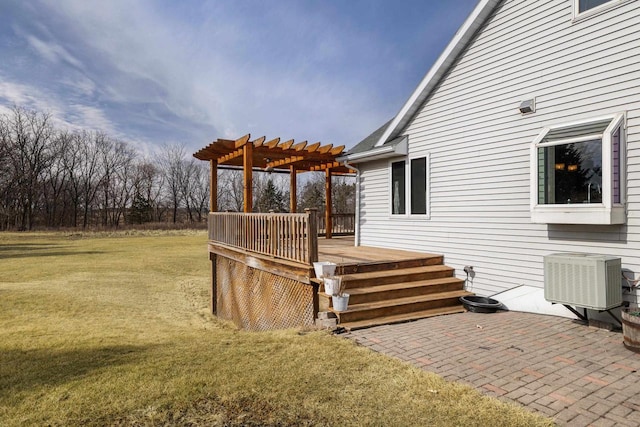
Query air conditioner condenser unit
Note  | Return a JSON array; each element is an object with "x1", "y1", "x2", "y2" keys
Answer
[{"x1": 544, "y1": 253, "x2": 622, "y2": 310}]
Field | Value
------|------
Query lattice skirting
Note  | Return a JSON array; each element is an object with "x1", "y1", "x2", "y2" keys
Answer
[{"x1": 215, "y1": 256, "x2": 315, "y2": 331}]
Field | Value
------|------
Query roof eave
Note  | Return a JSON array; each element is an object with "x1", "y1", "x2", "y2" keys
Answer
[
  {"x1": 338, "y1": 136, "x2": 408, "y2": 164},
  {"x1": 373, "y1": 0, "x2": 500, "y2": 148}
]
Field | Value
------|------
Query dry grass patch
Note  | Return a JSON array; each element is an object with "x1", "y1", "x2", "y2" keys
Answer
[{"x1": 0, "y1": 231, "x2": 554, "y2": 426}]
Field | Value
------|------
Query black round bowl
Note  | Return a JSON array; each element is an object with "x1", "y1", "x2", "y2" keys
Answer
[{"x1": 460, "y1": 295, "x2": 503, "y2": 313}]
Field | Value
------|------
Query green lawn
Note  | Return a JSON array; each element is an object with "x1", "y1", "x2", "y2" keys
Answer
[{"x1": 0, "y1": 231, "x2": 553, "y2": 426}]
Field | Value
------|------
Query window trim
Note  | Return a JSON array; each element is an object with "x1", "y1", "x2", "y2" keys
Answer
[
  {"x1": 573, "y1": 0, "x2": 623, "y2": 20},
  {"x1": 388, "y1": 153, "x2": 431, "y2": 219},
  {"x1": 530, "y1": 113, "x2": 626, "y2": 224},
  {"x1": 389, "y1": 159, "x2": 407, "y2": 216}
]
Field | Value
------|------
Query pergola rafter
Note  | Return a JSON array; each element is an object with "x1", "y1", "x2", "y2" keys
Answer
[
  {"x1": 194, "y1": 133, "x2": 355, "y2": 237},
  {"x1": 194, "y1": 134, "x2": 350, "y2": 173},
  {"x1": 266, "y1": 155, "x2": 305, "y2": 169}
]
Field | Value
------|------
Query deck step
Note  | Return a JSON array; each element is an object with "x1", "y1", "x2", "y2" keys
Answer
[
  {"x1": 320, "y1": 277, "x2": 464, "y2": 305},
  {"x1": 329, "y1": 290, "x2": 472, "y2": 323},
  {"x1": 340, "y1": 306, "x2": 467, "y2": 330},
  {"x1": 341, "y1": 265, "x2": 455, "y2": 288},
  {"x1": 336, "y1": 256, "x2": 444, "y2": 275},
  {"x1": 313, "y1": 249, "x2": 470, "y2": 329}
]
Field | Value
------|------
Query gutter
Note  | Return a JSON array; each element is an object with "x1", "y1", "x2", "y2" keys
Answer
[{"x1": 338, "y1": 135, "x2": 408, "y2": 164}]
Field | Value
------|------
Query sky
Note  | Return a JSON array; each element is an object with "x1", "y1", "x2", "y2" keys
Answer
[{"x1": 0, "y1": 0, "x2": 478, "y2": 154}]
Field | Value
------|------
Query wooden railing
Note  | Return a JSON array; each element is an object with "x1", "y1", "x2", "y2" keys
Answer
[
  {"x1": 317, "y1": 213, "x2": 355, "y2": 236},
  {"x1": 208, "y1": 210, "x2": 318, "y2": 264}
]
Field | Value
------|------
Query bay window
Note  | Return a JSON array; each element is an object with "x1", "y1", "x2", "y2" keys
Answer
[
  {"x1": 574, "y1": 0, "x2": 623, "y2": 18},
  {"x1": 531, "y1": 113, "x2": 625, "y2": 224}
]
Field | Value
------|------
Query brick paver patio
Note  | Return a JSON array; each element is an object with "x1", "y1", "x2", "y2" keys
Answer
[{"x1": 345, "y1": 311, "x2": 640, "y2": 426}]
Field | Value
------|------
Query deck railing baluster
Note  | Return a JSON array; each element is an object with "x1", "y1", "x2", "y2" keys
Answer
[{"x1": 208, "y1": 211, "x2": 322, "y2": 264}]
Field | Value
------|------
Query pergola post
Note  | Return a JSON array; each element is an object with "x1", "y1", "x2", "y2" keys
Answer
[
  {"x1": 289, "y1": 165, "x2": 297, "y2": 213},
  {"x1": 325, "y1": 168, "x2": 332, "y2": 239},
  {"x1": 243, "y1": 142, "x2": 253, "y2": 213},
  {"x1": 209, "y1": 160, "x2": 218, "y2": 212}
]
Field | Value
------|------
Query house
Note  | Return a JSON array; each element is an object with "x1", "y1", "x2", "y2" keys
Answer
[{"x1": 339, "y1": 0, "x2": 640, "y2": 320}]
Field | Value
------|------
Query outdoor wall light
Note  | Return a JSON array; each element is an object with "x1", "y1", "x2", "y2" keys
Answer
[{"x1": 519, "y1": 98, "x2": 536, "y2": 114}]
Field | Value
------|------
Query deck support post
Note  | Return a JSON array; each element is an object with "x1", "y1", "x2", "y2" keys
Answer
[
  {"x1": 325, "y1": 168, "x2": 332, "y2": 239},
  {"x1": 305, "y1": 208, "x2": 319, "y2": 263},
  {"x1": 210, "y1": 252, "x2": 217, "y2": 315},
  {"x1": 290, "y1": 165, "x2": 297, "y2": 213},
  {"x1": 209, "y1": 160, "x2": 218, "y2": 212},
  {"x1": 243, "y1": 142, "x2": 253, "y2": 213}
]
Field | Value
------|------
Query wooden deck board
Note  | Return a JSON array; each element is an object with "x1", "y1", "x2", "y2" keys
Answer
[{"x1": 317, "y1": 236, "x2": 440, "y2": 265}]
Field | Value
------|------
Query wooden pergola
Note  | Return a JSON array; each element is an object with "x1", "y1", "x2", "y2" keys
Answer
[{"x1": 193, "y1": 134, "x2": 354, "y2": 238}]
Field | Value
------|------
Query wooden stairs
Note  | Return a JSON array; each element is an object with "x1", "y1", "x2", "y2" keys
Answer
[{"x1": 317, "y1": 255, "x2": 472, "y2": 330}]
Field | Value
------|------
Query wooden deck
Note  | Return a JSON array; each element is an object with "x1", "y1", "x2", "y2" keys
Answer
[{"x1": 207, "y1": 214, "x2": 469, "y2": 331}]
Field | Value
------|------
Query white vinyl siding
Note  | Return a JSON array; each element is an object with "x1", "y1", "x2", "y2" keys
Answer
[{"x1": 357, "y1": 0, "x2": 640, "y2": 297}]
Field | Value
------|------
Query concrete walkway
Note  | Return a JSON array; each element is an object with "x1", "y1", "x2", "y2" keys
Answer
[{"x1": 345, "y1": 311, "x2": 640, "y2": 426}]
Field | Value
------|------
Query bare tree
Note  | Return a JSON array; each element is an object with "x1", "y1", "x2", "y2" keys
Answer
[
  {"x1": 0, "y1": 113, "x2": 15, "y2": 229},
  {"x1": 218, "y1": 169, "x2": 244, "y2": 212},
  {"x1": 187, "y1": 162, "x2": 210, "y2": 222},
  {"x1": 297, "y1": 172, "x2": 355, "y2": 214},
  {"x1": 3, "y1": 106, "x2": 54, "y2": 230},
  {"x1": 129, "y1": 160, "x2": 162, "y2": 224},
  {"x1": 332, "y1": 175, "x2": 356, "y2": 214},
  {"x1": 139, "y1": 160, "x2": 166, "y2": 222},
  {"x1": 41, "y1": 130, "x2": 74, "y2": 227},
  {"x1": 97, "y1": 137, "x2": 136, "y2": 227},
  {"x1": 157, "y1": 144, "x2": 188, "y2": 223},
  {"x1": 0, "y1": 104, "x2": 258, "y2": 229},
  {"x1": 66, "y1": 131, "x2": 105, "y2": 228},
  {"x1": 179, "y1": 159, "x2": 198, "y2": 222}
]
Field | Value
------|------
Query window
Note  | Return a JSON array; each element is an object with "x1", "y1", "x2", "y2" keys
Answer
[
  {"x1": 411, "y1": 158, "x2": 427, "y2": 214},
  {"x1": 390, "y1": 155, "x2": 429, "y2": 217},
  {"x1": 574, "y1": 0, "x2": 621, "y2": 17},
  {"x1": 578, "y1": 0, "x2": 614, "y2": 12},
  {"x1": 391, "y1": 161, "x2": 406, "y2": 215},
  {"x1": 531, "y1": 113, "x2": 625, "y2": 224}
]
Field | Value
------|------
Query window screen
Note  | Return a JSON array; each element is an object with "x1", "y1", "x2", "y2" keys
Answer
[
  {"x1": 411, "y1": 158, "x2": 427, "y2": 214},
  {"x1": 579, "y1": 0, "x2": 614, "y2": 13},
  {"x1": 391, "y1": 161, "x2": 405, "y2": 214}
]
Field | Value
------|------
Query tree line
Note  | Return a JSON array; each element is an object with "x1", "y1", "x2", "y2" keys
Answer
[{"x1": 0, "y1": 106, "x2": 355, "y2": 231}]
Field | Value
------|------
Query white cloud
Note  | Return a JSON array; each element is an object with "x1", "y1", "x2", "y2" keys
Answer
[
  {"x1": 67, "y1": 104, "x2": 117, "y2": 134},
  {"x1": 4, "y1": 0, "x2": 441, "y2": 153},
  {"x1": 28, "y1": 0, "x2": 389, "y2": 146},
  {"x1": 0, "y1": 76, "x2": 118, "y2": 135},
  {"x1": 25, "y1": 35, "x2": 84, "y2": 69},
  {"x1": 0, "y1": 80, "x2": 32, "y2": 105},
  {"x1": 0, "y1": 79, "x2": 65, "y2": 119},
  {"x1": 60, "y1": 74, "x2": 96, "y2": 97}
]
